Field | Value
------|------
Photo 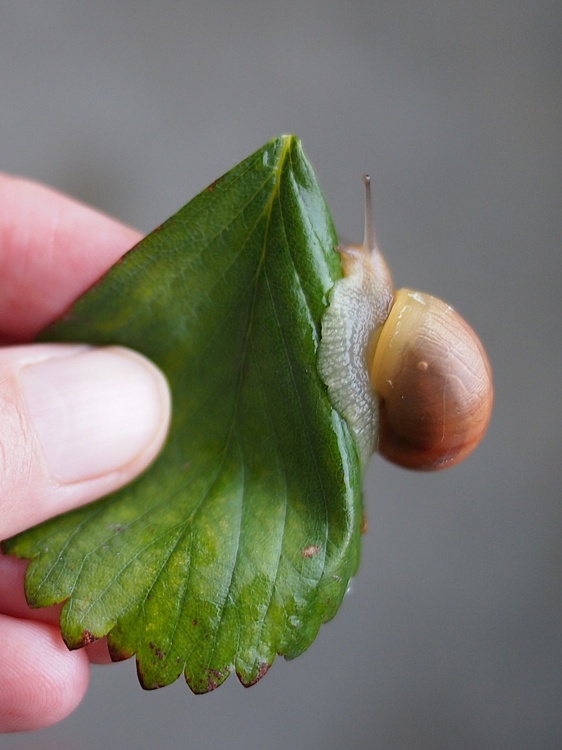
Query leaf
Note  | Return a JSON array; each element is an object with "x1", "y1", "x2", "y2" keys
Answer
[{"x1": 3, "y1": 136, "x2": 363, "y2": 692}]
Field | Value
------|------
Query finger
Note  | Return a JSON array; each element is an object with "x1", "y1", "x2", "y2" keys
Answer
[
  {"x1": 0, "y1": 553, "x2": 53, "y2": 621},
  {"x1": 84, "y1": 637, "x2": 113, "y2": 664},
  {"x1": 0, "y1": 553, "x2": 113, "y2": 664},
  {"x1": 0, "y1": 615, "x2": 89, "y2": 732},
  {"x1": 0, "y1": 173, "x2": 142, "y2": 342},
  {"x1": 0, "y1": 343, "x2": 170, "y2": 540}
]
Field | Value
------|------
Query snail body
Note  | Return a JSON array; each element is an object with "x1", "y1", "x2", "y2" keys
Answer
[{"x1": 318, "y1": 177, "x2": 493, "y2": 471}]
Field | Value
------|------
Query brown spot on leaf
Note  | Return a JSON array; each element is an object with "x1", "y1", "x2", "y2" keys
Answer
[
  {"x1": 106, "y1": 523, "x2": 125, "y2": 533},
  {"x1": 302, "y1": 544, "x2": 320, "y2": 558},
  {"x1": 239, "y1": 662, "x2": 270, "y2": 687},
  {"x1": 361, "y1": 513, "x2": 369, "y2": 534},
  {"x1": 186, "y1": 668, "x2": 230, "y2": 694},
  {"x1": 206, "y1": 669, "x2": 226, "y2": 691},
  {"x1": 149, "y1": 642, "x2": 165, "y2": 660},
  {"x1": 80, "y1": 630, "x2": 98, "y2": 646}
]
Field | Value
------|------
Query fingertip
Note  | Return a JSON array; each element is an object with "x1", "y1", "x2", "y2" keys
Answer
[
  {"x1": 21, "y1": 345, "x2": 171, "y2": 484},
  {"x1": 86, "y1": 636, "x2": 114, "y2": 665},
  {"x1": 0, "y1": 343, "x2": 171, "y2": 539},
  {"x1": 0, "y1": 173, "x2": 142, "y2": 340},
  {"x1": 0, "y1": 616, "x2": 90, "y2": 732}
]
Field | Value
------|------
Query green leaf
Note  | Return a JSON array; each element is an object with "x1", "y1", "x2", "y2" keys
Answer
[{"x1": 3, "y1": 136, "x2": 363, "y2": 692}]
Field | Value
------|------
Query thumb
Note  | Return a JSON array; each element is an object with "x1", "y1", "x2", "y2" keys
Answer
[{"x1": 0, "y1": 344, "x2": 170, "y2": 540}]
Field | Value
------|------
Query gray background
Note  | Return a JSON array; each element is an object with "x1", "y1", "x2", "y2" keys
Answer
[{"x1": 2, "y1": 1, "x2": 561, "y2": 748}]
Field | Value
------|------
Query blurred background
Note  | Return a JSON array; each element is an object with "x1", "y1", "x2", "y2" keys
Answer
[{"x1": 1, "y1": 1, "x2": 561, "y2": 748}]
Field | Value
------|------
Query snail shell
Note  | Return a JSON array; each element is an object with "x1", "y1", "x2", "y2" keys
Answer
[{"x1": 318, "y1": 176, "x2": 493, "y2": 471}]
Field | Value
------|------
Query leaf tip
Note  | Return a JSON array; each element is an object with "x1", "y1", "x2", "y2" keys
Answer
[
  {"x1": 63, "y1": 629, "x2": 99, "y2": 650},
  {"x1": 186, "y1": 668, "x2": 231, "y2": 694},
  {"x1": 238, "y1": 661, "x2": 271, "y2": 688}
]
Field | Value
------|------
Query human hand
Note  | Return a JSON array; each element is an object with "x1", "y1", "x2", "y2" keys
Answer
[{"x1": 0, "y1": 175, "x2": 171, "y2": 732}]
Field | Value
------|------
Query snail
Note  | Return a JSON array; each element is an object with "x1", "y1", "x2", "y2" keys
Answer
[{"x1": 318, "y1": 176, "x2": 493, "y2": 471}]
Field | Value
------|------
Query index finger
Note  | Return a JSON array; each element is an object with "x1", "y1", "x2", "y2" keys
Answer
[{"x1": 0, "y1": 174, "x2": 142, "y2": 343}]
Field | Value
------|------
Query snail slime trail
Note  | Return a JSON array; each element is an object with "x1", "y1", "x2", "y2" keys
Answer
[{"x1": 318, "y1": 176, "x2": 493, "y2": 471}]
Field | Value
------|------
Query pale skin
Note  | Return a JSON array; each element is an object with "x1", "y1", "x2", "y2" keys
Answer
[{"x1": 0, "y1": 174, "x2": 171, "y2": 732}]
